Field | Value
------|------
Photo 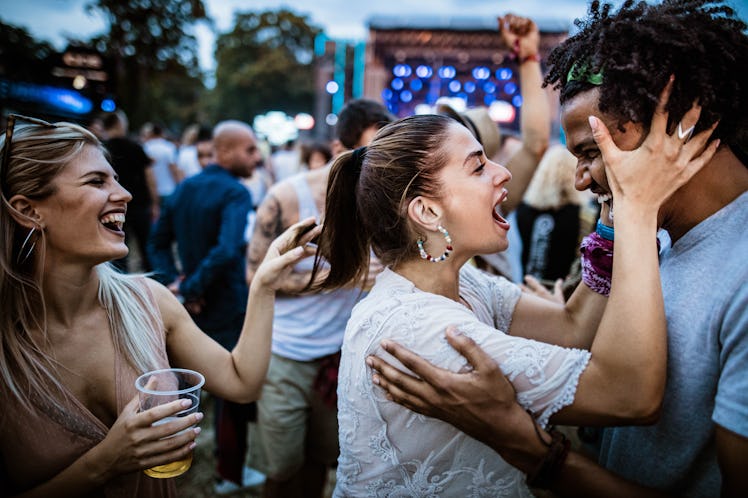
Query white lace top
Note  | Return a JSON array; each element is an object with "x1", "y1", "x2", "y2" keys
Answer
[{"x1": 333, "y1": 264, "x2": 591, "y2": 497}]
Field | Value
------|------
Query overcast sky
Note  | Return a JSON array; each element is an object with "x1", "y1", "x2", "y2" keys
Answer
[{"x1": 3, "y1": 0, "x2": 747, "y2": 75}]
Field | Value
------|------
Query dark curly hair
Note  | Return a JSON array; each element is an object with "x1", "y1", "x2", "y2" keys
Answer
[{"x1": 544, "y1": 0, "x2": 747, "y2": 155}]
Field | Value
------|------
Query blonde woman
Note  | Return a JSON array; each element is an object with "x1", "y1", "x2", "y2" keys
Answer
[{"x1": 0, "y1": 115, "x2": 319, "y2": 497}]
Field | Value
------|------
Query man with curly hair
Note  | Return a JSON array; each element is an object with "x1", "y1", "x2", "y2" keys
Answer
[{"x1": 365, "y1": 1, "x2": 748, "y2": 496}]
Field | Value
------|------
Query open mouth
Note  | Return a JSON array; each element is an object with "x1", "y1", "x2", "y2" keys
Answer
[
  {"x1": 492, "y1": 191, "x2": 511, "y2": 230},
  {"x1": 100, "y1": 212, "x2": 125, "y2": 233},
  {"x1": 594, "y1": 193, "x2": 614, "y2": 222}
]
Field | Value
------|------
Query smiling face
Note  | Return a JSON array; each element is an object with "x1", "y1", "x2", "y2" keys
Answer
[
  {"x1": 561, "y1": 88, "x2": 647, "y2": 220},
  {"x1": 432, "y1": 122, "x2": 512, "y2": 259},
  {"x1": 32, "y1": 144, "x2": 132, "y2": 267}
]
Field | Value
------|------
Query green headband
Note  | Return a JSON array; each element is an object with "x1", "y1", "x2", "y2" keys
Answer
[{"x1": 567, "y1": 61, "x2": 604, "y2": 86}]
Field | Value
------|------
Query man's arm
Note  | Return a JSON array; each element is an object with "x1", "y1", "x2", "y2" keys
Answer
[
  {"x1": 367, "y1": 330, "x2": 670, "y2": 498},
  {"x1": 716, "y1": 425, "x2": 748, "y2": 497},
  {"x1": 146, "y1": 198, "x2": 178, "y2": 286},
  {"x1": 246, "y1": 187, "x2": 315, "y2": 294}
]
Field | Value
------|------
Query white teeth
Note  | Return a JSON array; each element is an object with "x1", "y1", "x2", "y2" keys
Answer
[
  {"x1": 100, "y1": 213, "x2": 125, "y2": 230},
  {"x1": 596, "y1": 193, "x2": 611, "y2": 204}
]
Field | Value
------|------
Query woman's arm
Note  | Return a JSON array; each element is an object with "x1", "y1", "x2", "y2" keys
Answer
[{"x1": 162, "y1": 218, "x2": 320, "y2": 403}]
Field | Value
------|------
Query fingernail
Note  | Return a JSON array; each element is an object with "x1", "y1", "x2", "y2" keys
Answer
[
  {"x1": 588, "y1": 116, "x2": 598, "y2": 132},
  {"x1": 189, "y1": 442, "x2": 197, "y2": 450},
  {"x1": 447, "y1": 328, "x2": 463, "y2": 338},
  {"x1": 714, "y1": 138, "x2": 721, "y2": 148},
  {"x1": 195, "y1": 412, "x2": 204, "y2": 422},
  {"x1": 181, "y1": 399, "x2": 192, "y2": 408},
  {"x1": 366, "y1": 356, "x2": 373, "y2": 367},
  {"x1": 372, "y1": 374, "x2": 380, "y2": 385},
  {"x1": 193, "y1": 427, "x2": 202, "y2": 435},
  {"x1": 381, "y1": 340, "x2": 391, "y2": 351}
]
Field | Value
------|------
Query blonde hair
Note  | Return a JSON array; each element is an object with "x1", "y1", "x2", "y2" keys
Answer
[
  {"x1": 522, "y1": 143, "x2": 585, "y2": 209},
  {"x1": 0, "y1": 120, "x2": 162, "y2": 415}
]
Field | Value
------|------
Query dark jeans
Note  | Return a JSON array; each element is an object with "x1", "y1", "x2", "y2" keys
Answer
[{"x1": 214, "y1": 397, "x2": 257, "y2": 484}]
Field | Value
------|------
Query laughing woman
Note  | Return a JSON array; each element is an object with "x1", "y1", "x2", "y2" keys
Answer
[
  {"x1": 310, "y1": 94, "x2": 716, "y2": 495},
  {"x1": 0, "y1": 116, "x2": 319, "y2": 497}
]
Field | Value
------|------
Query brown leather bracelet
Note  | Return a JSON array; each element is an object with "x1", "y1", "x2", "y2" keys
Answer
[{"x1": 525, "y1": 410, "x2": 571, "y2": 489}]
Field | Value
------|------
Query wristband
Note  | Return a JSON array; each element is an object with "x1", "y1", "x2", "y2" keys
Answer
[
  {"x1": 595, "y1": 220, "x2": 615, "y2": 241},
  {"x1": 519, "y1": 53, "x2": 541, "y2": 64},
  {"x1": 525, "y1": 410, "x2": 571, "y2": 489}
]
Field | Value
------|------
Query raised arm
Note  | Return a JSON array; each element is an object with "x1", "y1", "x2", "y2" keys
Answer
[
  {"x1": 162, "y1": 218, "x2": 320, "y2": 402},
  {"x1": 498, "y1": 14, "x2": 551, "y2": 214}
]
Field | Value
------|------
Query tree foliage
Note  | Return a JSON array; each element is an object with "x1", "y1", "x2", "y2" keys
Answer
[
  {"x1": 85, "y1": 0, "x2": 209, "y2": 130},
  {"x1": 211, "y1": 9, "x2": 320, "y2": 123},
  {"x1": 0, "y1": 20, "x2": 56, "y2": 83}
]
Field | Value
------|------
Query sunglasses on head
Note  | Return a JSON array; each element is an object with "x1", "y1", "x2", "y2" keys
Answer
[{"x1": 1, "y1": 114, "x2": 56, "y2": 197}]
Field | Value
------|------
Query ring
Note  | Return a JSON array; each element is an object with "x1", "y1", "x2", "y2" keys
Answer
[{"x1": 677, "y1": 122, "x2": 695, "y2": 142}]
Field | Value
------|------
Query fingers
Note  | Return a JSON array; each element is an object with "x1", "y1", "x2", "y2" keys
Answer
[
  {"x1": 588, "y1": 115, "x2": 619, "y2": 161},
  {"x1": 650, "y1": 75, "x2": 675, "y2": 136},
  {"x1": 521, "y1": 274, "x2": 545, "y2": 293},
  {"x1": 276, "y1": 216, "x2": 320, "y2": 253},
  {"x1": 366, "y1": 355, "x2": 435, "y2": 415},
  {"x1": 139, "y1": 398, "x2": 195, "y2": 426},
  {"x1": 443, "y1": 328, "x2": 499, "y2": 378},
  {"x1": 380, "y1": 339, "x2": 446, "y2": 385}
]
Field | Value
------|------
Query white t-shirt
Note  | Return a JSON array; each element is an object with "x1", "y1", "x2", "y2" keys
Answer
[
  {"x1": 334, "y1": 264, "x2": 591, "y2": 497},
  {"x1": 144, "y1": 137, "x2": 178, "y2": 197}
]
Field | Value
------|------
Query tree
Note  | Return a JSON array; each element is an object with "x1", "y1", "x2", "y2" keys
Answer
[
  {"x1": 0, "y1": 20, "x2": 56, "y2": 84},
  {"x1": 211, "y1": 9, "x2": 320, "y2": 123},
  {"x1": 85, "y1": 0, "x2": 209, "y2": 130}
]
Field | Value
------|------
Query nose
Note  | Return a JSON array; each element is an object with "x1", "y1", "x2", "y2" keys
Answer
[
  {"x1": 112, "y1": 180, "x2": 133, "y2": 203},
  {"x1": 574, "y1": 162, "x2": 592, "y2": 191},
  {"x1": 491, "y1": 160, "x2": 512, "y2": 186}
]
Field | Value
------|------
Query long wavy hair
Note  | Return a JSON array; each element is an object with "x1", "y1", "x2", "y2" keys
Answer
[{"x1": 0, "y1": 120, "x2": 163, "y2": 415}]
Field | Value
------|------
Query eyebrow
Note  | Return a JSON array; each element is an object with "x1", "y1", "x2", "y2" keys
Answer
[
  {"x1": 462, "y1": 149, "x2": 483, "y2": 168},
  {"x1": 81, "y1": 170, "x2": 117, "y2": 181},
  {"x1": 570, "y1": 138, "x2": 597, "y2": 156}
]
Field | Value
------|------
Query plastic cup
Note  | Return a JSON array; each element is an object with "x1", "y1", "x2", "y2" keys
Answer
[{"x1": 135, "y1": 368, "x2": 205, "y2": 478}]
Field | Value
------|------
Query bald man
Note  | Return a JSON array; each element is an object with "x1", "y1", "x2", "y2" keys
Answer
[{"x1": 148, "y1": 120, "x2": 266, "y2": 492}]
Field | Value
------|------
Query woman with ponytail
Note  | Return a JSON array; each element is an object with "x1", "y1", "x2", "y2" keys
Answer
[{"x1": 312, "y1": 93, "x2": 717, "y2": 495}]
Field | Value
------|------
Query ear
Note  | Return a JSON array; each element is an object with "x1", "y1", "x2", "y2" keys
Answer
[
  {"x1": 8, "y1": 195, "x2": 44, "y2": 229},
  {"x1": 407, "y1": 196, "x2": 443, "y2": 232}
]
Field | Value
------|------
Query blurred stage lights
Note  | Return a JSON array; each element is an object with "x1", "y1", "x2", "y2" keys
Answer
[
  {"x1": 294, "y1": 113, "x2": 315, "y2": 130},
  {"x1": 416, "y1": 65, "x2": 433, "y2": 78},
  {"x1": 393, "y1": 64, "x2": 412, "y2": 77},
  {"x1": 325, "y1": 113, "x2": 338, "y2": 126},
  {"x1": 100, "y1": 98, "x2": 116, "y2": 112},
  {"x1": 438, "y1": 66, "x2": 456, "y2": 79},
  {"x1": 325, "y1": 80, "x2": 339, "y2": 94},
  {"x1": 472, "y1": 67, "x2": 491, "y2": 80}
]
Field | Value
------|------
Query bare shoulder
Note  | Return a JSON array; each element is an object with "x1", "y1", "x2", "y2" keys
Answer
[{"x1": 143, "y1": 277, "x2": 185, "y2": 323}]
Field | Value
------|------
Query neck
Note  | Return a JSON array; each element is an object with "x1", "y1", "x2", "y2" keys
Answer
[
  {"x1": 393, "y1": 254, "x2": 470, "y2": 303},
  {"x1": 661, "y1": 146, "x2": 748, "y2": 243},
  {"x1": 42, "y1": 261, "x2": 102, "y2": 328}
]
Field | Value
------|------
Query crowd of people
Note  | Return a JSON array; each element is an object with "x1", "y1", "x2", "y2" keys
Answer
[{"x1": 0, "y1": 1, "x2": 745, "y2": 497}]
